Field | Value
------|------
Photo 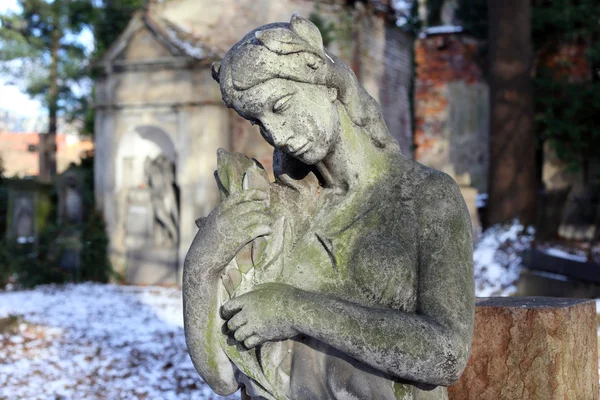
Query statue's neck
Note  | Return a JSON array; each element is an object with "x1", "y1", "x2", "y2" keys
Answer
[{"x1": 316, "y1": 107, "x2": 393, "y2": 194}]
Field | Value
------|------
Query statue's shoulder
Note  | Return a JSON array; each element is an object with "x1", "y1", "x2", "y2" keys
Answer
[
  {"x1": 421, "y1": 168, "x2": 462, "y2": 198},
  {"x1": 386, "y1": 157, "x2": 466, "y2": 220},
  {"x1": 397, "y1": 157, "x2": 462, "y2": 200},
  {"x1": 406, "y1": 161, "x2": 470, "y2": 230}
]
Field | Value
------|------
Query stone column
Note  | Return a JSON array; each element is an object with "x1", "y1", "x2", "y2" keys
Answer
[{"x1": 449, "y1": 297, "x2": 598, "y2": 399}]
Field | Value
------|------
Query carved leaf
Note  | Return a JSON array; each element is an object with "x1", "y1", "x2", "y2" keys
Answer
[
  {"x1": 215, "y1": 148, "x2": 262, "y2": 196},
  {"x1": 289, "y1": 13, "x2": 324, "y2": 55}
]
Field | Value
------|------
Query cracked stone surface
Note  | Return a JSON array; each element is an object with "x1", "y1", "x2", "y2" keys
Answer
[{"x1": 448, "y1": 297, "x2": 598, "y2": 400}]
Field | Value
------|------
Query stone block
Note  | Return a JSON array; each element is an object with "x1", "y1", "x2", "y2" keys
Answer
[{"x1": 448, "y1": 297, "x2": 598, "y2": 400}]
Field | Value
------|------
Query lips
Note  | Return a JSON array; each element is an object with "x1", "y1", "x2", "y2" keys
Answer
[{"x1": 290, "y1": 142, "x2": 310, "y2": 156}]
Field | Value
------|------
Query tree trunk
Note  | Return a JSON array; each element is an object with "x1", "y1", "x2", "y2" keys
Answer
[
  {"x1": 487, "y1": 0, "x2": 537, "y2": 225},
  {"x1": 39, "y1": 16, "x2": 60, "y2": 183}
]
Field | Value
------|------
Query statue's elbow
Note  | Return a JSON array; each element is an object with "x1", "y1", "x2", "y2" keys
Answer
[
  {"x1": 201, "y1": 371, "x2": 240, "y2": 396},
  {"x1": 185, "y1": 338, "x2": 239, "y2": 396},
  {"x1": 434, "y1": 340, "x2": 470, "y2": 387},
  {"x1": 210, "y1": 379, "x2": 240, "y2": 396}
]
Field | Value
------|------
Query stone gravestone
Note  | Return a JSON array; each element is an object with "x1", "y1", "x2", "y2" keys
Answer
[
  {"x1": 13, "y1": 196, "x2": 34, "y2": 241},
  {"x1": 57, "y1": 165, "x2": 85, "y2": 225},
  {"x1": 5, "y1": 179, "x2": 52, "y2": 244},
  {"x1": 183, "y1": 15, "x2": 475, "y2": 400},
  {"x1": 56, "y1": 166, "x2": 86, "y2": 272}
]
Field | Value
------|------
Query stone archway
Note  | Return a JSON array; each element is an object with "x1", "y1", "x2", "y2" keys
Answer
[
  {"x1": 114, "y1": 125, "x2": 180, "y2": 285},
  {"x1": 115, "y1": 125, "x2": 177, "y2": 191}
]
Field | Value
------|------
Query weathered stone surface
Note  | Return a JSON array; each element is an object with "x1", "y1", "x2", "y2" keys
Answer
[
  {"x1": 448, "y1": 297, "x2": 598, "y2": 400},
  {"x1": 184, "y1": 14, "x2": 474, "y2": 400}
]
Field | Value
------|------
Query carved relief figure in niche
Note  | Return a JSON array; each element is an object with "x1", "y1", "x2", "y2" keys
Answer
[
  {"x1": 65, "y1": 177, "x2": 83, "y2": 224},
  {"x1": 184, "y1": 14, "x2": 474, "y2": 400},
  {"x1": 145, "y1": 155, "x2": 180, "y2": 248},
  {"x1": 14, "y1": 197, "x2": 34, "y2": 240}
]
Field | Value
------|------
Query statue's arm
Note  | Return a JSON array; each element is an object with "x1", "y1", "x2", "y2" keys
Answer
[
  {"x1": 183, "y1": 189, "x2": 273, "y2": 395},
  {"x1": 299, "y1": 173, "x2": 473, "y2": 385},
  {"x1": 222, "y1": 172, "x2": 474, "y2": 387},
  {"x1": 183, "y1": 231, "x2": 239, "y2": 396}
]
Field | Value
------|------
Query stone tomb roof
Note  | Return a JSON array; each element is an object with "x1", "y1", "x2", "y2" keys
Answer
[
  {"x1": 100, "y1": 7, "x2": 220, "y2": 72},
  {"x1": 100, "y1": 0, "x2": 398, "y2": 72}
]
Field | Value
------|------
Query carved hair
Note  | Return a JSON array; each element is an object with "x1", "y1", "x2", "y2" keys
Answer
[{"x1": 212, "y1": 14, "x2": 399, "y2": 154}]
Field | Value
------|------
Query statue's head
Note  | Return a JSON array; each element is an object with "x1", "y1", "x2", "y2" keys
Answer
[{"x1": 212, "y1": 14, "x2": 398, "y2": 166}]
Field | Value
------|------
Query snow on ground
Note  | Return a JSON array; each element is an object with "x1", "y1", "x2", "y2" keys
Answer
[
  {"x1": 474, "y1": 220, "x2": 535, "y2": 297},
  {"x1": 543, "y1": 247, "x2": 588, "y2": 262},
  {"x1": 0, "y1": 283, "x2": 236, "y2": 400},
  {"x1": 0, "y1": 222, "x2": 597, "y2": 397}
]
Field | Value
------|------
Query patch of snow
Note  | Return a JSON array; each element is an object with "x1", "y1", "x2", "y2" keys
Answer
[
  {"x1": 166, "y1": 27, "x2": 205, "y2": 59},
  {"x1": 419, "y1": 25, "x2": 464, "y2": 38},
  {"x1": 16, "y1": 236, "x2": 34, "y2": 244},
  {"x1": 476, "y1": 193, "x2": 488, "y2": 209},
  {"x1": 0, "y1": 283, "x2": 237, "y2": 399},
  {"x1": 530, "y1": 270, "x2": 569, "y2": 282},
  {"x1": 474, "y1": 220, "x2": 534, "y2": 297},
  {"x1": 543, "y1": 247, "x2": 588, "y2": 263}
]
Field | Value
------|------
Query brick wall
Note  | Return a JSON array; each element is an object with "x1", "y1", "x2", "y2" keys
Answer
[
  {"x1": 0, "y1": 132, "x2": 93, "y2": 178},
  {"x1": 414, "y1": 33, "x2": 489, "y2": 191}
]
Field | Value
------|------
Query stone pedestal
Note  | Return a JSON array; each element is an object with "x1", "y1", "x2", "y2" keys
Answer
[
  {"x1": 449, "y1": 297, "x2": 598, "y2": 400},
  {"x1": 125, "y1": 248, "x2": 178, "y2": 286}
]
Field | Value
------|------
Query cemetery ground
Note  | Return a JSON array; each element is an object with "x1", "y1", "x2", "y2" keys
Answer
[{"x1": 0, "y1": 221, "x2": 599, "y2": 399}]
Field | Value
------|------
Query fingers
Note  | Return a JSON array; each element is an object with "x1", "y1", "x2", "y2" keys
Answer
[
  {"x1": 244, "y1": 335, "x2": 263, "y2": 349},
  {"x1": 236, "y1": 209, "x2": 273, "y2": 227},
  {"x1": 231, "y1": 201, "x2": 270, "y2": 216},
  {"x1": 247, "y1": 224, "x2": 273, "y2": 240},
  {"x1": 233, "y1": 324, "x2": 254, "y2": 342},
  {"x1": 226, "y1": 312, "x2": 247, "y2": 331},
  {"x1": 221, "y1": 298, "x2": 243, "y2": 320},
  {"x1": 221, "y1": 189, "x2": 269, "y2": 212},
  {"x1": 237, "y1": 213, "x2": 274, "y2": 241}
]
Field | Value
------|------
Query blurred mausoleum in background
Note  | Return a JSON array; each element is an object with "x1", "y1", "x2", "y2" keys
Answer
[{"x1": 94, "y1": 0, "x2": 414, "y2": 285}]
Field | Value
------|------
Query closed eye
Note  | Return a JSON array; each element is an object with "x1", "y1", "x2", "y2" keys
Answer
[{"x1": 273, "y1": 94, "x2": 294, "y2": 113}]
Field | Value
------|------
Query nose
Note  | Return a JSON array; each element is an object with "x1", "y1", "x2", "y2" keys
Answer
[{"x1": 262, "y1": 120, "x2": 292, "y2": 148}]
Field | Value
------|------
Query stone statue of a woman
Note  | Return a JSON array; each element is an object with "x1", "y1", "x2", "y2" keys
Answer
[{"x1": 183, "y1": 14, "x2": 474, "y2": 400}]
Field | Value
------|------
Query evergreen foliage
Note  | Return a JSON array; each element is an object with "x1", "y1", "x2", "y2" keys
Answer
[
  {"x1": 85, "y1": 0, "x2": 146, "y2": 136},
  {"x1": 308, "y1": 12, "x2": 336, "y2": 47},
  {"x1": 0, "y1": 0, "x2": 95, "y2": 121},
  {"x1": 426, "y1": 0, "x2": 446, "y2": 26},
  {"x1": 92, "y1": 0, "x2": 147, "y2": 58},
  {"x1": 0, "y1": 153, "x2": 114, "y2": 288},
  {"x1": 531, "y1": 0, "x2": 600, "y2": 173},
  {"x1": 77, "y1": 153, "x2": 114, "y2": 283},
  {"x1": 456, "y1": 0, "x2": 600, "y2": 171}
]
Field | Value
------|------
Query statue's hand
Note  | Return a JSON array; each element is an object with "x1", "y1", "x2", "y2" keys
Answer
[
  {"x1": 221, "y1": 283, "x2": 300, "y2": 348},
  {"x1": 198, "y1": 189, "x2": 274, "y2": 272}
]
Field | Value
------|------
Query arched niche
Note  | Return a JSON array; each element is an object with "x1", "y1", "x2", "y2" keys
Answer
[
  {"x1": 114, "y1": 124, "x2": 181, "y2": 285},
  {"x1": 115, "y1": 125, "x2": 177, "y2": 190}
]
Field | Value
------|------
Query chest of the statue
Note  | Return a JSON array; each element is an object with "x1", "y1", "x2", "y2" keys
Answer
[{"x1": 278, "y1": 204, "x2": 419, "y2": 311}]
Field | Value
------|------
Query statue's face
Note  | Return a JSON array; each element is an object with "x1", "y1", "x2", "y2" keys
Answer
[{"x1": 232, "y1": 79, "x2": 338, "y2": 165}]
